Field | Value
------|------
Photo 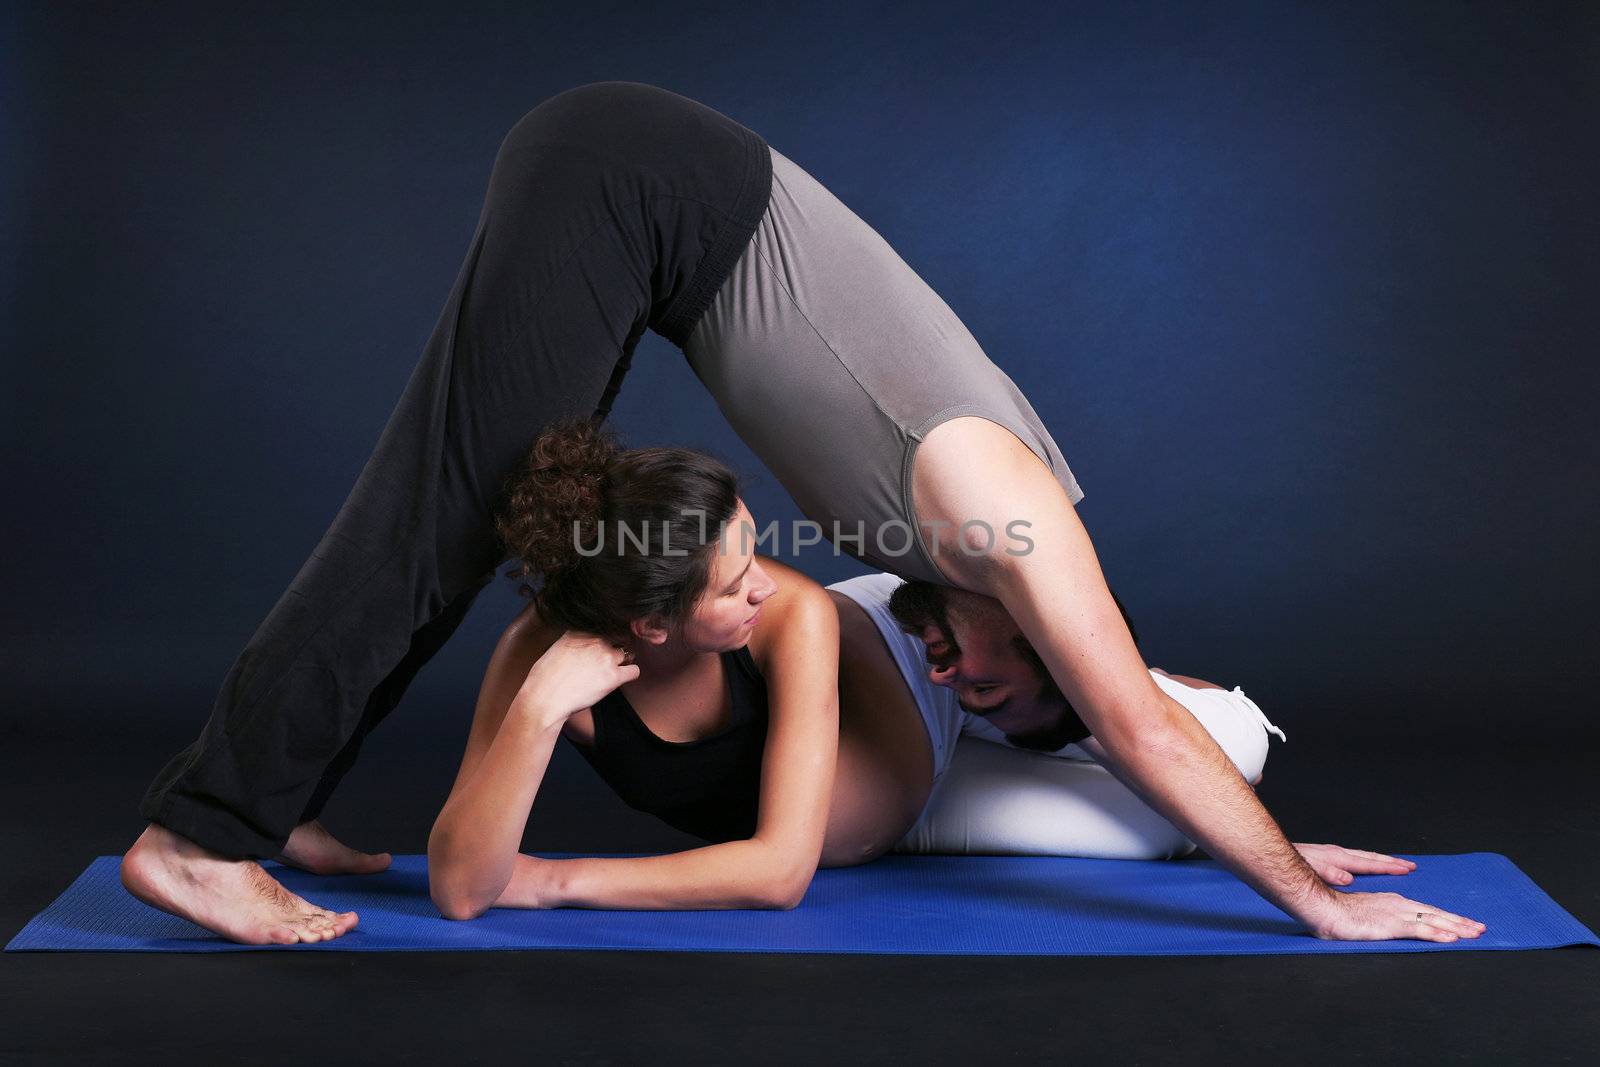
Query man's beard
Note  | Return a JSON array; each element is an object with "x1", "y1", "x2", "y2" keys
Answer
[
  {"x1": 1000, "y1": 677, "x2": 1092, "y2": 752},
  {"x1": 997, "y1": 636, "x2": 1094, "y2": 751}
]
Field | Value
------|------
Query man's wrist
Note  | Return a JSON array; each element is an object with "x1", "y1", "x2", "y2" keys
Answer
[{"x1": 1281, "y1": 880, "x2": 1343, "y2": 930}]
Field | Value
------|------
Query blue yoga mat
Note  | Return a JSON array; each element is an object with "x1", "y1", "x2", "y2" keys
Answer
[{"x1": 7, "y1": 852, "x2": 1595, "y2": 955}]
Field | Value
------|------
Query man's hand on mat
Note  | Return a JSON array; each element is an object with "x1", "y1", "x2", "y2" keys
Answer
[
  {"x1": 1292, "y1": 842, "x2": 1415, "y2": 886},
  {"x1": 1309, "y1": 890, "x2": 1486, "y2": 943},
  {"x1": 514, "y1": 630, "x2": 642, "y2": 729}
]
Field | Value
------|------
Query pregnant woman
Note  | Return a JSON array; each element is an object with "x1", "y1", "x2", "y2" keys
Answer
[
  {"x1": 427, "y1": 422, "x2": 1458, "y2": 929},
  {"x1": 122, "y1": 81, "x2": 1480, "y2": 945}
]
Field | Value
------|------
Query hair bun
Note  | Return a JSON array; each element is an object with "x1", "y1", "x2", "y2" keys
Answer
[{"x1": 496, "y1": 418, "x2": 619, "y2": 578}]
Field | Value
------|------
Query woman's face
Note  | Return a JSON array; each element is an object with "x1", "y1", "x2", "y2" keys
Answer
[{"x1": 680, "y1": 498, "x2": 778, "y2": 651}]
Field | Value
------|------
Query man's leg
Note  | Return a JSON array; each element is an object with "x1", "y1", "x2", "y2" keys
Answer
[
  {"x1": 291, "y1": 572, "x2": 490, "y2": 831},
  {"x1": 133, "y1": 221, "x2": 513, "y2": 863},
  {"x1": 124, "y1": 113, "x2": 649, "y2": 942},
  {"x1": 276, "y1": 572, "x2": 491, "y2": 874}
]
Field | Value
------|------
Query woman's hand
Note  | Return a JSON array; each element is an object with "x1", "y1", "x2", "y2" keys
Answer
[
  {"x1": 1293, "y1": 841, "x2": 1416, "y2": 886},
  {"x1": 513, "y1": 630, "x2": 641, "y2": 731}
]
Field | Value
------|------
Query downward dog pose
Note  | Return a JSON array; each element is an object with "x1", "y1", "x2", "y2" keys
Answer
[
  {"x1": 427, "y1": 422, "x2": 1471, "y2": 938},
  {"x1": 122, "y1": 81, "x2": 1482, "y2": 944}
]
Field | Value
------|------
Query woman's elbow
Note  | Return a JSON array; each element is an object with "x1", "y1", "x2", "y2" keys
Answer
[
  {"x1": 426, "y1": 836, "x2": 489, "y2": 920},
  {"x1": 429, "y1": 864, "x2": 493, "y2": 920},
  {"x1": 432, "y1": 891, "x2": 488, "y2": 922},
  {"x1": 428, "y1": 865, "x2": 487, "y2": 921},
  {"x1": 765, "y1": 887, "x2": 805, "y2": 911},
  {"x1": 756, "y1": 863, "x2": 816, "y2": 911},
  {"x1": 752, "y1": 885, "x2": 803, "y2": 911}
]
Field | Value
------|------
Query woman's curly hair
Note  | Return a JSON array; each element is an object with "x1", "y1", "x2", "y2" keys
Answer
[{"x1": 494, "y1": 418, "x2": 741, "y2": 643}]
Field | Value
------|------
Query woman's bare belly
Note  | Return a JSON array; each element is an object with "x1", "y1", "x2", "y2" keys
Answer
[{"x1": 819, "y1": 590, "x2": 936, "y2": 866}]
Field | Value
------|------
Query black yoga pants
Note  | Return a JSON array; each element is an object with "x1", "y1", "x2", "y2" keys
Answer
[{"x1": 139, "y1": 82, "x2": 772, "y2": 858}]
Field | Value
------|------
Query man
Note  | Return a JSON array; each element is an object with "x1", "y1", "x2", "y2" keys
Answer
[{"x1": 825, "y1": 570, "x2": 1484, "y2": 940}]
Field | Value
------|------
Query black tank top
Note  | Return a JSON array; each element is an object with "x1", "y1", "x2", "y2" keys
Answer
[{"x1": 566, "y1": 646, "x2": 769, "y2": 843}]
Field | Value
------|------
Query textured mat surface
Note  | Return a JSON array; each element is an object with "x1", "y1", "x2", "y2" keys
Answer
[{"x1": 7, "y1": 852, "x2": 1596, "y2": 955}]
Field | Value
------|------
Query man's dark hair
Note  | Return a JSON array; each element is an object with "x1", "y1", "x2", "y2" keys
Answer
[{"x1": 886, "y1": 580, "x2": 958, "y2": 648}]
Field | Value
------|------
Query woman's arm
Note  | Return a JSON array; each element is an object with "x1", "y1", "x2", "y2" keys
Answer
[
  {"x1": 496, "y1": 566, "x2": 841, "y2": 911},
  {"x1": 427, "y1": 607, "x2": 637, "y2": 919}
]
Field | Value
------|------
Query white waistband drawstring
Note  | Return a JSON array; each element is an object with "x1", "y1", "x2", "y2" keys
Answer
[{"x1": 1229, "y1": 687, "x2": 1287, "y2": 743}]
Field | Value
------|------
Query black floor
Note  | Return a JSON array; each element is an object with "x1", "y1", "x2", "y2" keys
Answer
[{"x1": 3, "y1": 712, "x2": 1597, "y2": 1064}]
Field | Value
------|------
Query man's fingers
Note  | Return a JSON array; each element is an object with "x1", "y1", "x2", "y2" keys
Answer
[
  {"x1": 1415, "y1": 915, "x2": 1481, "y2": 941},
  {"x1": 1326, "y1": 847, "x2": 1415, "y2": 875},
  {"x1": 1342, "y1": 855, "x2": 1414, "y2": 874},
  {"x1": 1405, "y1": 902, "x2": 1486, "y2": 938},
  {"x1": 1416, "y1": 904, "x2": 1481, "y2": 928},
  {"x1": 1316, "y1": 864, "x2": 1352, "y2": 885},
  {"x1": 1413, "y1": 918, "x2": 1460, "y2": 942},
  {"x1": 1347, "y1": 848, "x2": 1416, "y2": 868},
  {"x1": 1322, "y1": 891, "x2": 1487, "y2": 943},
  {"x1": 1432, "y1": 912, "x2": 1486, "y2": 935}
]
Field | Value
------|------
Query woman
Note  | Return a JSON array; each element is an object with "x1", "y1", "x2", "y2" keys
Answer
[
  {"x1": 426, "y1": 420, "x2": 1422, "y2": 918},
  {"x1": 427, "y1": 420, "x2": 839, "y2": 914}
]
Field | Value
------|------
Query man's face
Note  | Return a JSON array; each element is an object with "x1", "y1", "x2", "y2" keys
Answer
[{"x1": 911, "y1": 590, "x2": 1067, "y2": 737}]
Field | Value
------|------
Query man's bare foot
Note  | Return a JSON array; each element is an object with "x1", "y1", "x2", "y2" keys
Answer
[
  {"x1": 277, "y1": 820, "x2": 392, "y2": 876},
  {"x1": 121, "y1": 823, "x2": 359, "y2": 945}
]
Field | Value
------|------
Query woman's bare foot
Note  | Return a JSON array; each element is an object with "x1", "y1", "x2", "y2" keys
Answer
[
  {"x1": 277, "y1": 820, "x2": 392, "y2": 876},
  {"x1": 121, "y1": 822, "x2": 359, "y2": 945}
]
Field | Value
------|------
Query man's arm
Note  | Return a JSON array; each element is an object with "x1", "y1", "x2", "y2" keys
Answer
[
  {"x1": 1090, "y1": 678, "x2": 1335, "y2": 917},
  {"x1": 998, "y1": 559, "x2": 1482, "y2": 942},
  {"x1": 909, "y1": 414, "x2": 1481, "y2": 941}
]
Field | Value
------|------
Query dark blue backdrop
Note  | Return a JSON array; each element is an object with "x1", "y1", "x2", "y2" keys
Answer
[{"x1": 5, "y1": 1, "x2": 1596, "y2": 752}]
